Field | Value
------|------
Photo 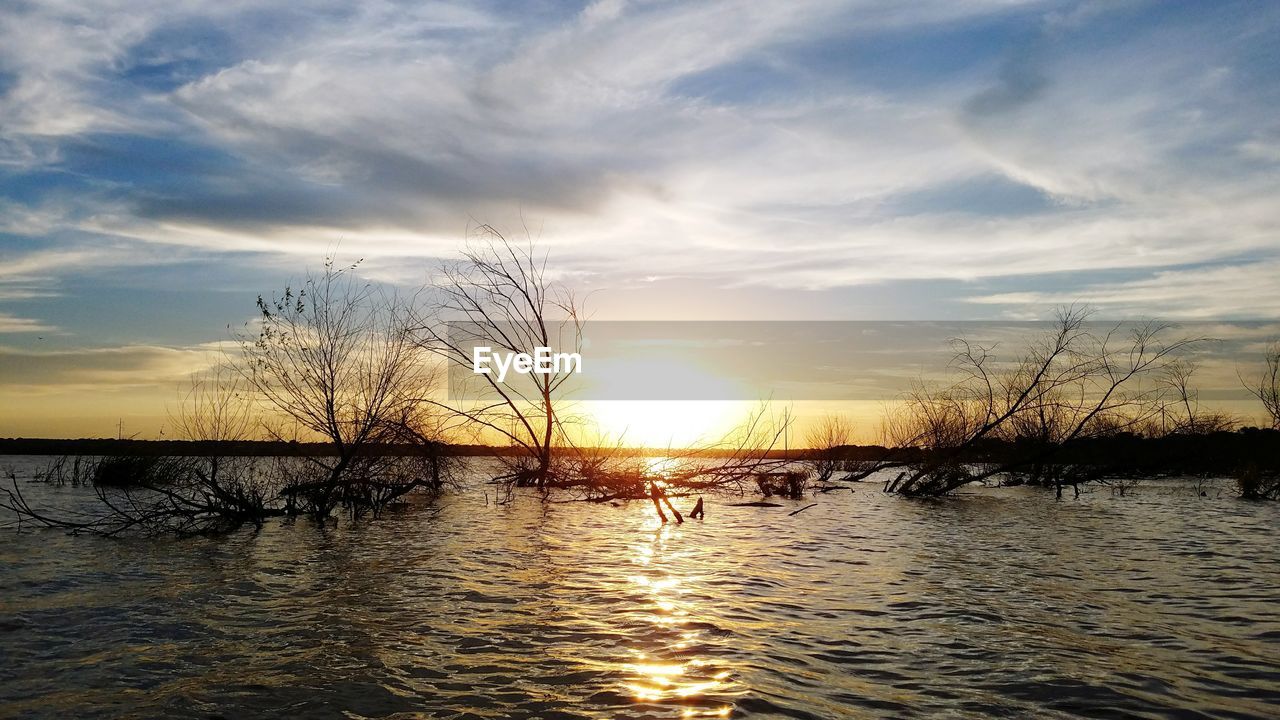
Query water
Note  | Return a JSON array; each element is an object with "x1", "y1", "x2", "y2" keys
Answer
[{"x1": 2, "y1": 457, "x2": 1279, "y2": 719}]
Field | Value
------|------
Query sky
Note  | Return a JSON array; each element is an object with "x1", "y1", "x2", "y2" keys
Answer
[{"x1": 1, "y1": 0, "x2": 1279, "y2": 438}]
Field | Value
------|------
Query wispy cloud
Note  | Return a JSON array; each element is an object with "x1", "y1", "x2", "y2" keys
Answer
[
  {"x1": 0, "y1": 312, "x2": 55, "y2": 333},
  {"x1": 968, "y1": 260, "x2": 1280, "y2": 319},
  {"x1": 0, "y1": 342, "x2": 217, "y2": 390}
]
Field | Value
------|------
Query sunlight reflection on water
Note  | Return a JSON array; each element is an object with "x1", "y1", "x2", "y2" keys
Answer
[{"x1": 623, "y1": 516, "x2": 737, "y2": 716}]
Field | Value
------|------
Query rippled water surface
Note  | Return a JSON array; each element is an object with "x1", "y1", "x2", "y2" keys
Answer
[{"x1": 3, "y1": 457, "x2": 1280, "y2": 719}]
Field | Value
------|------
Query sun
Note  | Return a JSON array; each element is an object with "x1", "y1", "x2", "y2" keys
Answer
[
  {"x1": 576, "y1": 356, "x2": 751, "y2": 448},
  {"x1": 583, "y1": 399, "x2": 749, "y2": 449}
]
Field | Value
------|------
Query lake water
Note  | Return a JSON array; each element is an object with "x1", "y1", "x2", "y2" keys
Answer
[{"x1": 2, "y1": 456, "x2": 1279, "y2": 718}]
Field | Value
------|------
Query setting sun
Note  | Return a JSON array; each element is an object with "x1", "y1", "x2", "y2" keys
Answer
[
  {"x1": 584, "y1": 399, "x2": 750, "y2": 449},
  {"x1": 578, "y1": 356, "x2": 750, "y2": 447}
]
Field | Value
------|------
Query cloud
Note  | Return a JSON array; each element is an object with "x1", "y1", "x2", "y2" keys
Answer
[
  {"x1": 0, "y1": 0, "x2": 1277, "y2": 312},
  {"x1": 965, "y1": 48, "x2": 1050, "y2": 118},
  {"x1": 0, "y1": 312, "x2": 55, "y2": 333},
  {"x1": 0, "y1": 241, "x2": 193, "y2": 299},
  {"x1": 0, "y1": 342, "x2": 214, "y2": 390},
  {"x1": 968, "y1": 260, "x2": 1280, "y2": 319}
]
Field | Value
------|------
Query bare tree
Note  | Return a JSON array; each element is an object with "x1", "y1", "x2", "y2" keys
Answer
[
  {"x1": 804, "y1": 414, "x2": 852, "y2": 485},
  {"x1": 1157, "y1": 358, "x2": 1237, "y2": 435},
  {"x1": 169, "y1": 364, "x2": 262, "y2": 493},
  {"x1": 2, "y1": 264, "x2": 460, "y2": 536},
  {"x1": 239, "y1": 256, "x2": 446, "y2": 518},
  {"x1": 793, "y1": 412, "x2": 891, "y2": 493},
  {"x1": 171, "y1": 364, "x2": 257, "y2": 445},
  {"x1": 883, "y1": 307, "x2": 1203, "y2": 497},
  {"x1": 164, "y1": 365, "x2": 283, "y2": 523},
  {"x1": 1241, "y1": 341, "x2": 1280, "y2": 430},
  {"x1": 665, "y1": 402, "x2": 794, "y2": 490},
  {"x1": 412, "y1": 226, "x2": 583, "y2": 489}
]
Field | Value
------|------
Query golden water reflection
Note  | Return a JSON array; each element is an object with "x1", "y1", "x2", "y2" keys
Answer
[{"x1": 621, "y1": 509, "x2": 737, "y2": 717}]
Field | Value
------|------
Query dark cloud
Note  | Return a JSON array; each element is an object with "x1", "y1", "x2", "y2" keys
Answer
[
  {"x1": 964, "y1": 49, "x2": 1050, "y2": 118},
  {"x1": 880, "y1": 173, "x2": 1063, "y2": 217},
  {"x1": 120, "y1": 23, "x2": 242, "y2": 92}
]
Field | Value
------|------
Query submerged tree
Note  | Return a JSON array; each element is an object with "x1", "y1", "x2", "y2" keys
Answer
[
  {"x1": 242, "y1": 257, "x2": 454, "y2": 517},
  {"x1": 1156, "y1": 358, "x2": 1237, "y2": 435},
  {"x1": 804, "y1": 414, "x2": 853, "y2": 486},
  {"x1": 170, "y1": 364, "x2": 265, "y2": 498},
  {"x1": 1229, "y1": 340, "x2": 1280, "y2": 500},
  {"x1": 162, "y1": 365, "x2": 280, "y2": 524},
  {"x1": 1242, "y1": 341, "x2": 1280, "y2": 430},
  {"x1": 882, "y1": 307, "x2": 1203, "y2": 497},
  {"x1": 789, "y1": 412, "x2": 909, "y2": 496},
  {"x1": 2, "y1": 263, "x2": 462, "y2": 536},
  {"x1": 413, "y1": 226, "x2": 583, "y2": 489}
]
